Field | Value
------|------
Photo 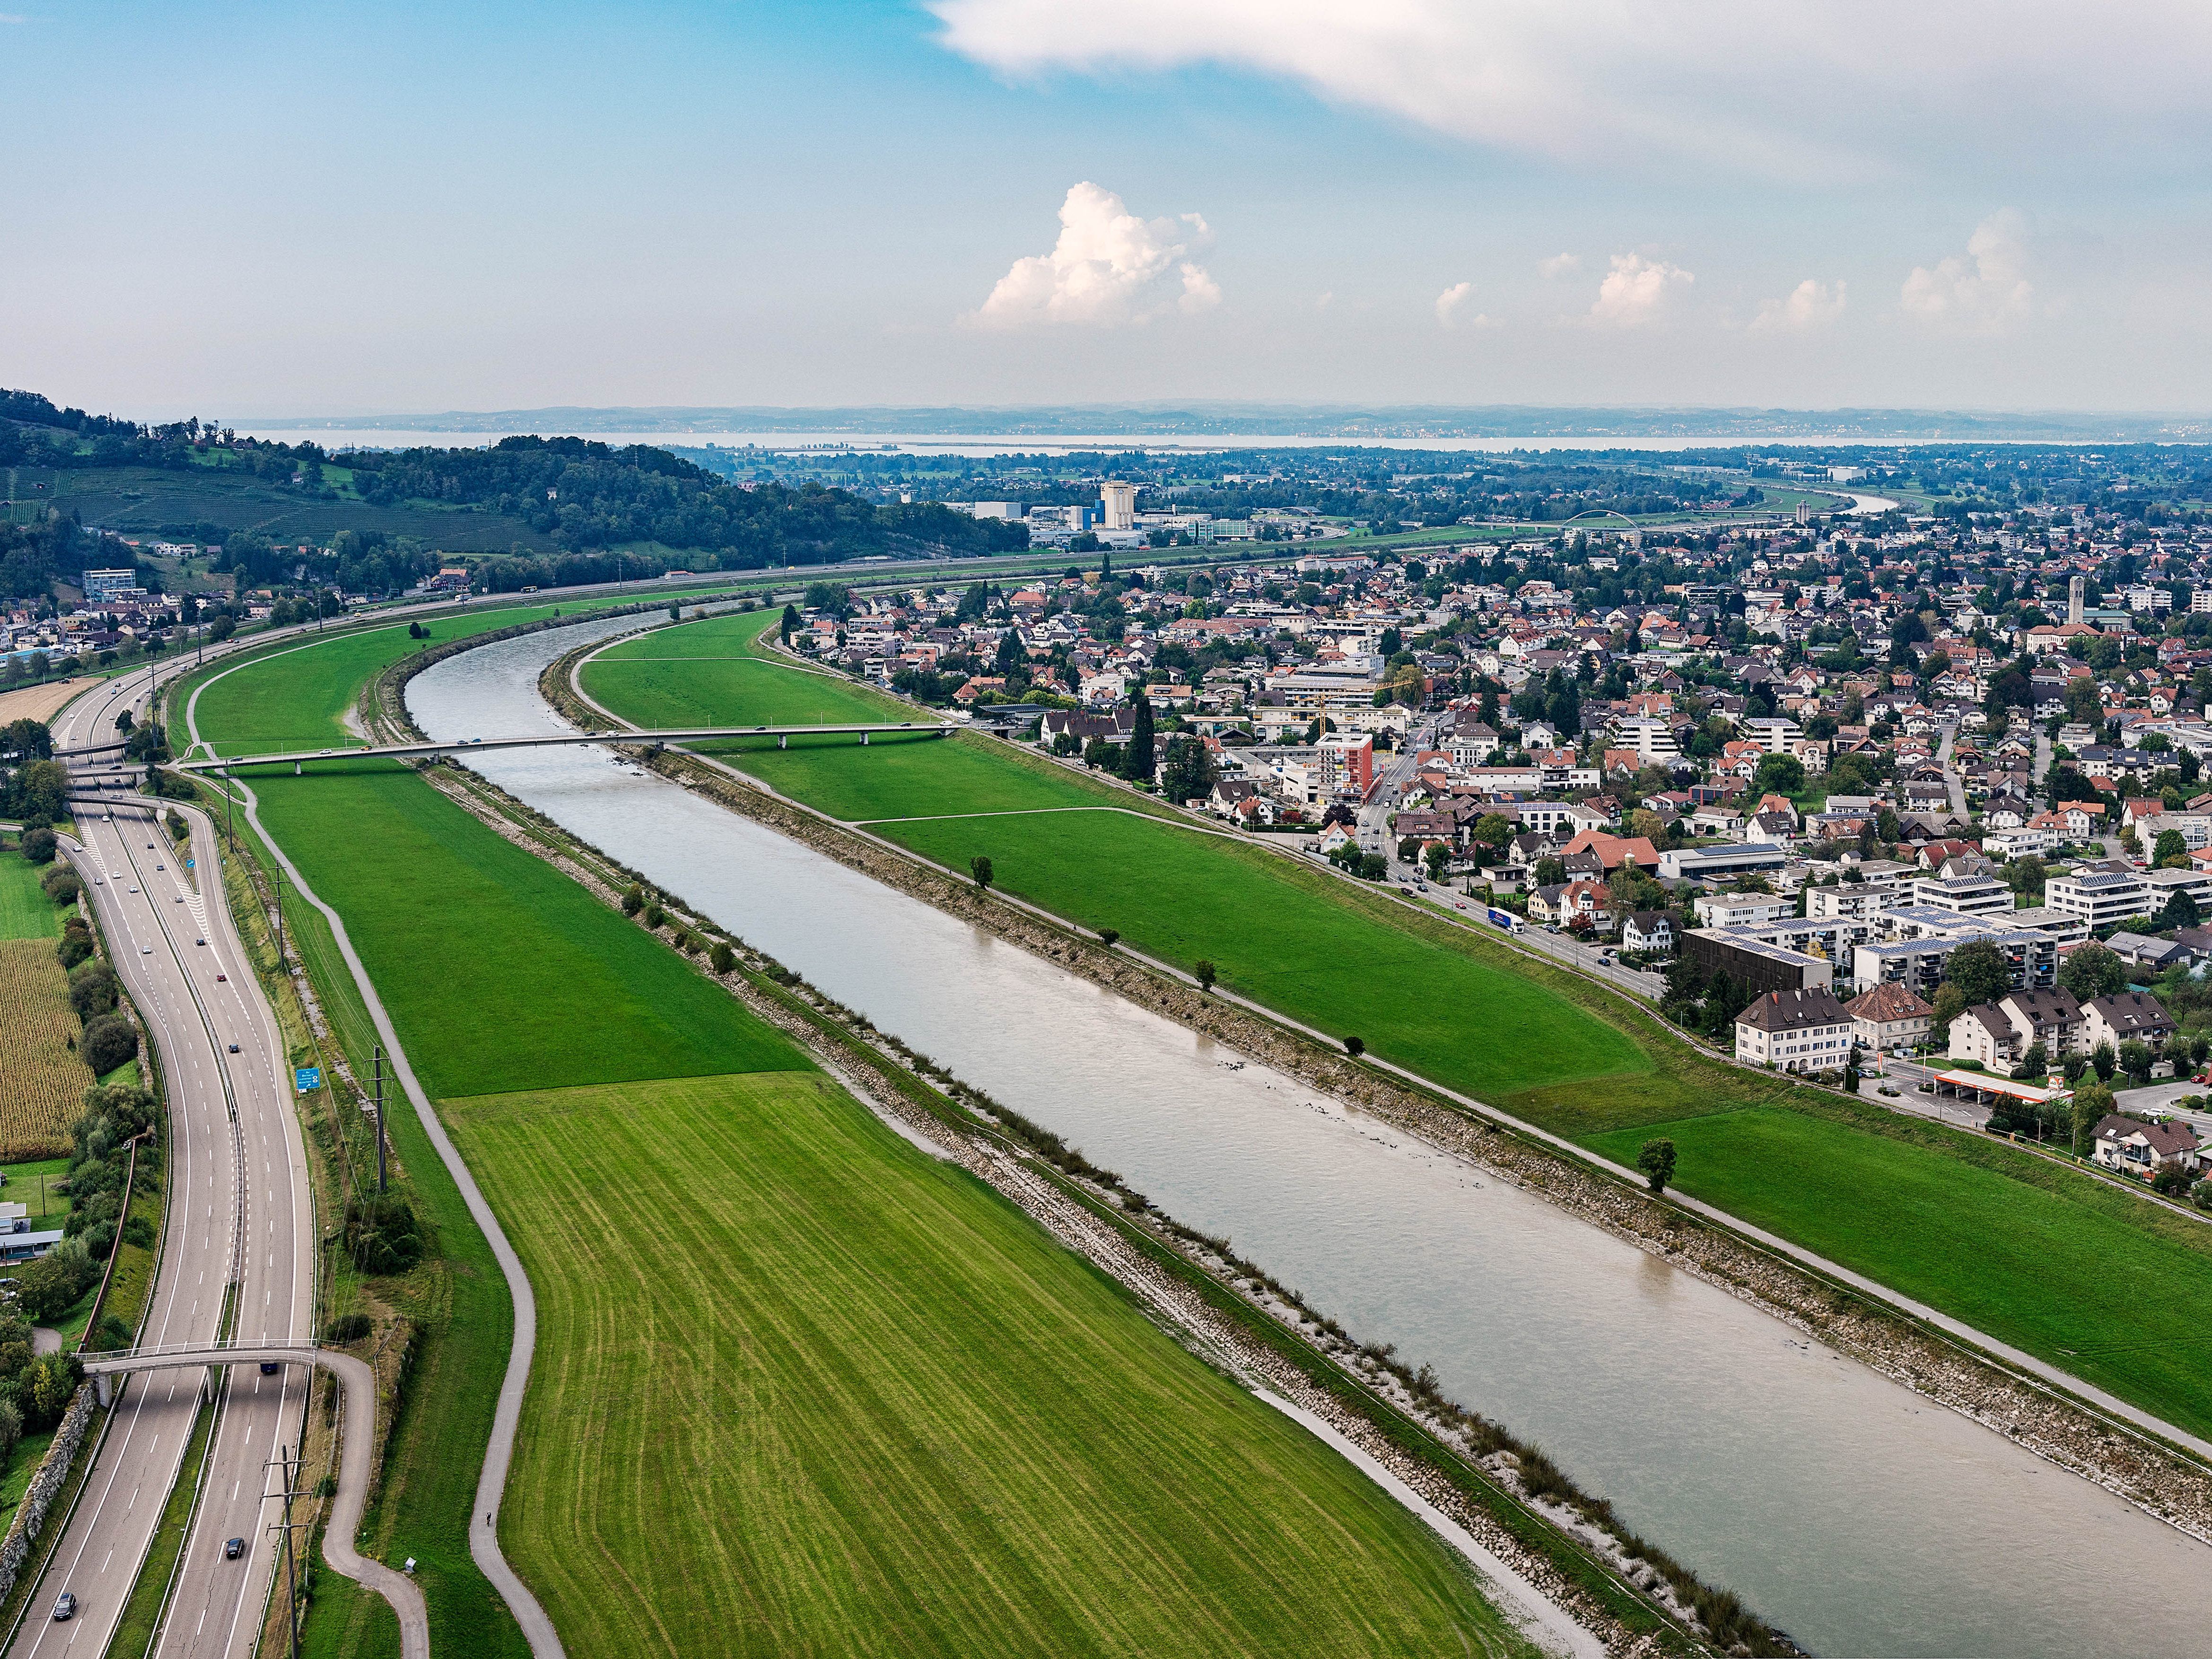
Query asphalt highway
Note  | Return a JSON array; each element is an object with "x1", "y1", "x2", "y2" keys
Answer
[{"x1": 9, "y1": 687, "x2": 313, "y2": 1654}]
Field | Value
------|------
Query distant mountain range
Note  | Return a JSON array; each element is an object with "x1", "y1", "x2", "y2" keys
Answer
[{"x1": 239, "y1": 404, "x2": 2212, "y2": 442}]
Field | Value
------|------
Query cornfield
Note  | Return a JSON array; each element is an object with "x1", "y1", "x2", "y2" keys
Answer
[{"x1": 0, "y1": 939, "x2": 91, "y2": 1160}]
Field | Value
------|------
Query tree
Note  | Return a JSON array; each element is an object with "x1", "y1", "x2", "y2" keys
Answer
[
  {"x1": 1751, "y1": 753, "x2": 1806, "y2": 799},
  {"x1": 2117, "y1": 1038, "x2": 2154, "y2": 1085},
  {"x1": 2071, "y1": 1078, "x2": 2115, "y2": 1155},
  {"x1": 1194, "y1": 959, "x2": 1217, "y2": 994},
  {"x1": 1532, "y1": 856, "x2": 1567, "y2": 887},
  {"x1": 19, "y1": 826, "x2": 55, "y2": 864},
  {"x1": 2011, "y1": 1040, "x2": 2048, "y2": 1082},
  {"x1": 709, "y1": 941, "x2": 736, "y2": 975},
  {"x1": 1096, "y1": 928, "x2": 1119, "y2": 947},
  {"x1": 1472, "y1": 812, "x2": 1513, "y2": 854},
  {"x1": 969, "y1": 855, "x2": 994, "y2": 892},
  {"x1": 80, "y1": 1013, "x2": 138, "y2": 1077},
  {"x1": 1159, "y1": 735, "x2": 1216, "y2": 805},
  {"x1": 1636, "y1": 1138, "x2": 1678, "y2": 1194},
  {"x1": 2059, "y1": 943, "x2": 2127, "y2": 1002},
  {"x1": 1930, "y1": 983, "x2": 1968, "y2": 1039},
  {"x1": 24, "y1": 1351, "x2": 80, "y2": 1429},
  {"x1": 2159, "y1": 887, "x2": 2202, "y2": 930},
  {"x1": 2154, "y1": 828, "x2": 2190, "y2": 868},
  {"x1": 2090, "y1": 1040, "x2": 2116, "y2": 1082},
  {"x1": 1126, "y1": 692, "x2": 1155, "y2": 781},
  {"x1": 780, "y1": 603, "x2": 801, "y2": 642},
  {"x1": 1842, "y1": 1047, "x2": 1861, "y2": 1093},
  {"x1": 1424, "y1": 842, "x2": 1450, "y2": 881},
  {"x1": 1342, "y1": 1035, "x2": 1365, "y2": 1057},
  {"x1": 1941, "y1": 940, "x2": 2010, "y2": 1006}
]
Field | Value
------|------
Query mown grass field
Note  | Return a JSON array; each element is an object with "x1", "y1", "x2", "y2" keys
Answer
[
  {"x1": 232, "y1": 764, "x2": 798, "y2": 1100},
  {"x1": 0, "y1": 852, "x2": 57, "y2": 940},
  {"x1": 449, "y1": 1069, "x2": 1526, "y2": 1659},
  {"x1": 582, "y1": 611, "x2": 2212, "y2": 1443},
  {"x1": 197, "y1": 615, "x2": 1535, "y2": 1657},
  {"x1": 192, "y1": 602, "x2": 594, "y2": 755}
]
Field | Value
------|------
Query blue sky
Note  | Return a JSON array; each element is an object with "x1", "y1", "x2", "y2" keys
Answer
[{"x1": 4, "y1": 0, "x2": 2209, "y2": 416}]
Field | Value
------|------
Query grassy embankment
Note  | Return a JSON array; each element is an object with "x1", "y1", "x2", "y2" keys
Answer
[
  {"x1": 582, "y1": 611, "x2": 2212, "y2": 1445},
  {"x1": 188, "y1": 620, "x2": 1538, "y2": 1656}
]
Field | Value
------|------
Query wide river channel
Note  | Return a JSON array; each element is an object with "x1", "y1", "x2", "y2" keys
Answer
[{"x1": 413, "y1": 613, "x2": 2209, "y2": 1658}]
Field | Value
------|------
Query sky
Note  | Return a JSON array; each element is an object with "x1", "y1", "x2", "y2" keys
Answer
[{"x1": 4, "y1": 0, "x2": 2211, "y2": 418}]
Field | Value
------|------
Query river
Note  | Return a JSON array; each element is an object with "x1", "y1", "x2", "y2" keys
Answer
[{"x1": 410, "y1": 614, "x2": 2212, "y2": 1659}]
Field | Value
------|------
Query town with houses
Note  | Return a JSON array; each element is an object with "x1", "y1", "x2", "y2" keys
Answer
[{"x1": 784, "y1": 477, "x2": 2212, "y2": 1197}]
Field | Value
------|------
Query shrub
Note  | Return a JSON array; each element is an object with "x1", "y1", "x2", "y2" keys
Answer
[
  {"x1": 23, "y1": 1352, "x2": 81, "y2": 1430},
  {"x1": 322, "y1": 1312, "x2": 373, "y2": 1343},
  {"x1": 620, "y1": 887, "x2": 644, "y2": 917},
  {"x1": 20, "y1": 828, "x2": 55, "y2": 865},
  {"x1": 80, "y1": 1014, "x2": 139, "y2": 1077},
  {"x1": 91, "y1": 1313, "x2": 132, "y2": 1351},
  {"x1": 1343, "y1": 1035, "x2": 1365, "y2": 1057},
  {"x1": 345, "y1": 1192, "x2": 425, "y2": 1275},
  {"x1": 121, "y1": 1213, "x2": 154, "y2": 1249},
  {"x1": 16, "y1": 1240, "x2": 95, "y2": 1322},
  {"x1": 709, "y1": 941, "x2": 736, "y2": 975},
  {"x1": 642, "y1": 903, "x2": 665, "y2": 930},
  {"x1": 39, "y1": 866, "x2": 79, "y2": 905},
  {"x1": 56, "y1": 922, "x2": 93, "y2": 971},
  {"x1": 1097, "y1": 928, "x2": 1119, "y2": 947},
  {"x1": 67, "y1": 962, "x2": 119, "y2": 1022},
  {"x1": 0, "y1": 1398, "x2": 20, "y2": 1462}
]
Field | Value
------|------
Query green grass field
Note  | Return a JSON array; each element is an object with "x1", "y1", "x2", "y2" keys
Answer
[
  {"x1": 449, "y1": 1069, "x2": 1525, "y2": 1659},
  {"x1": 194, "y1": 614, "x2": 1538, "y2": 1656},
  {"x1": 0, "y1": 854, "x2": 56, "y2": 940},
  {"x1": 232, "y1": 764, "x2": 798, "y2": 1099},
  {"x1": 579, "y1": 611, "x2": 2212, "y2": 1444},
  {"x1": 192, "y1": 602, "x2": 603, "y2": 756}
]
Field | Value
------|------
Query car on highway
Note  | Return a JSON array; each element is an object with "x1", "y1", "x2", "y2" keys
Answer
[
  {"x1": 260, "y1": 1361, "x2": 281, "y2": 1375},
  {"x1": 227, "y1": 1044, "x2": 240, "y2": 1054},
  {"x1": 224, "y1": 1537, "x2": 245, "y2": 1560},
  {"x1": 216, "y1": 974, "x2": 227, "y2": 982},
  {"x1": 52, "y1": 1592, "x2": 75, "y2": 1621}
]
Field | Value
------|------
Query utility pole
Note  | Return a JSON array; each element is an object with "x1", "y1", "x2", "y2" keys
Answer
[
  {"x1": 267, "y1": 1443, "x2": 306, "y2": 1659},
  {"x1": 373, "y1": 1045, "x2": 387, "y2": 1193}
]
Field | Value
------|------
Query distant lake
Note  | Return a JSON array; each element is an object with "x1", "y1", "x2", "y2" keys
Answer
[{"x1": 233, "y1": 424, "x2": 1989, "y2": 459}]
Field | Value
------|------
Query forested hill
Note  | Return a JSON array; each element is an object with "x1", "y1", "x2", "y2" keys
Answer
[
  {"x1": 339, "y1": 435, "x2": 1025, "y2": 562},
  {"x1": 0, "y1": 392, "x2": 1027, "y2": 596}
]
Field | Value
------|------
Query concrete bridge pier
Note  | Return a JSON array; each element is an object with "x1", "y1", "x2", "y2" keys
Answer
[
  {"x1": 861, "y1": 731, "x2": 869, "y2": 745},
  {"x1": 779, "y1": 734, "x2": 787, "y2": 750},
  {"x1": 295, "y1": 760, "x2": 302, "y2": 775}
]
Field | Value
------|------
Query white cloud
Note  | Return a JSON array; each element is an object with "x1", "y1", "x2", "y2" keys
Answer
[
  {"x1": 930, "y1": 1, "x2": 2212, "y2": 177},
  {"x1": 1901, "y1": 212, "x2": 2033, "y2": 333},
  {"x1": 1538, "y1": 253, "x2": 1581, "y2": 279},
  {"x1": 1589, "y1": 254, "x2": 1691, "y2": 328},
  {"x1": 972, "y1": 181, "x2": 1219, "y2": 327},
  {"x1": 1751, "y1": 278, "x2": 1847, "y2": 332},
  {"x1": 1435, "y1": 281, "x2": 1473, "y2": 326}
]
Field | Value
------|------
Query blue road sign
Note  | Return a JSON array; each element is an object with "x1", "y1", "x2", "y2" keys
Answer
[{"x1": 295, "y1": 1067, "x2": 323, "y2": 1093}]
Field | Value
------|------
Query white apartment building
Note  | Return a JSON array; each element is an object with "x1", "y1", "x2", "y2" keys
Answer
[
  {"x1": 1907, "y1": 873, "x2": 2015, "y2": 917},
  {"x1": 2046, "y1": 870, "x2": 2152, "y2": 931},
  {"x1": 1735, "y1": 988, "x2": 1857, "y2": 1074},
  {"x1": 1806, "y1": 882, "x2": 1906, "y2": 922},
  {"x1": 1695, "y1": 892, "x2": 1793, "y2": 928}
]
